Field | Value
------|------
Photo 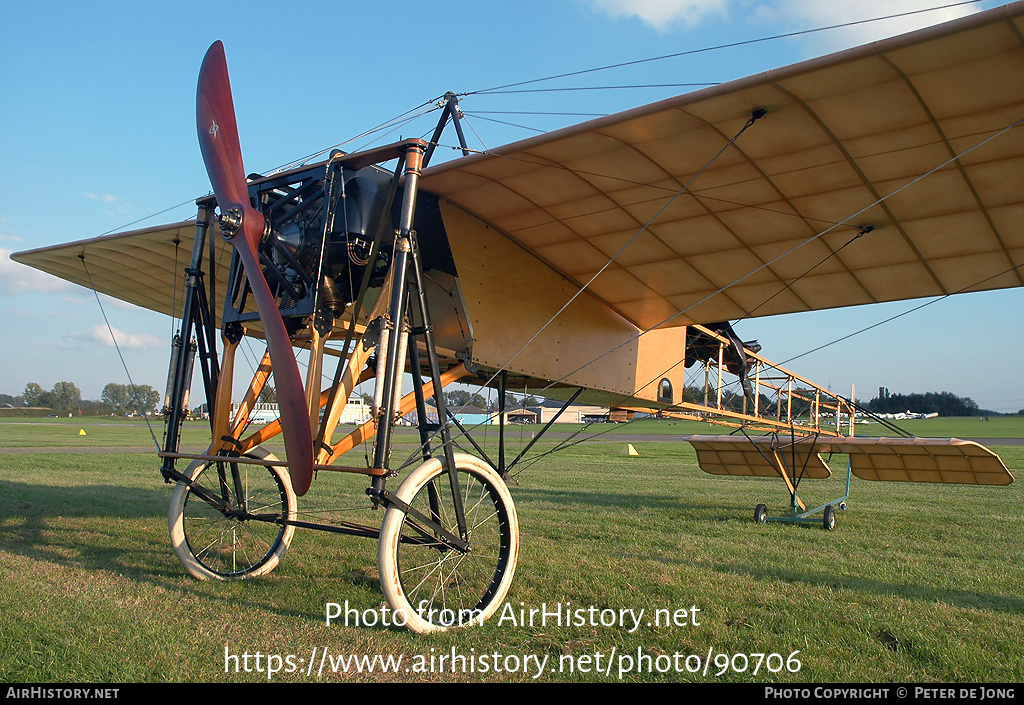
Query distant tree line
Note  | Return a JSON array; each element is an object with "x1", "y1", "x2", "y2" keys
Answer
[
  {"x1": 100, "y1": 383, "x2": 161, "y2": 416},
  {"x1": 866, "y1": 387, "x2": 982, "y2": 417},
  {"x1": 0, "y1": 381, "x2": 161, "y2": 416}
]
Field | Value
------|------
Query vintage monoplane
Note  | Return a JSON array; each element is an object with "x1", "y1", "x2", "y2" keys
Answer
[{"x1": 12, "y1": 3, "x2": 1023, "y2": 632}]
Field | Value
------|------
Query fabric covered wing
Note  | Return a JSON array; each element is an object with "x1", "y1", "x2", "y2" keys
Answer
[
  {"x1": 11, "y1": 221, "x2": 238, "y2": 329},
  {"x1": 421, "y1": 3, "x2": 1024, "y2": 330}
]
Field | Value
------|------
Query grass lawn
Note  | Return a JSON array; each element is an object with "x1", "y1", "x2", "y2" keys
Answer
[{"x1": 0, "y1": 419, "x2": 1021, "y2": 682}]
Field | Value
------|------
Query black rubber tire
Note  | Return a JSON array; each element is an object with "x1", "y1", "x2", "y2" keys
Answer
[{"x1": 823, "y1": 504, "x2": 837, "y2": 531}]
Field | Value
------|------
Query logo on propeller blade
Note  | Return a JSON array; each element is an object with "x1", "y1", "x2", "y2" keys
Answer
[{"x1": 209, "y1": 119, "x2": 219, "y2": 139}]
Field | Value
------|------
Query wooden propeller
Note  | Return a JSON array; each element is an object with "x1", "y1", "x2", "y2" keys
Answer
[{"x1": 196, "y1": 41, "x2": 314, "y2": 495}]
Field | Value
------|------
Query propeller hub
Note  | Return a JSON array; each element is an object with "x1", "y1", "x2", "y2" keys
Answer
[{"x1": 218, "y1": 207, "x2": 243, "y2": 239}]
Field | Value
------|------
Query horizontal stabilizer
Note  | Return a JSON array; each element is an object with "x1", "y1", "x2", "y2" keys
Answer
[
  {"x1": 826, "y1": 436, "x2": 1013, "y2": 485},
  {"x1": 687, "y1": 436, "x2": 832, "y2": 479},
  {"x1": 687, "y1": 435, "x2": 1014, "y2": 485}
]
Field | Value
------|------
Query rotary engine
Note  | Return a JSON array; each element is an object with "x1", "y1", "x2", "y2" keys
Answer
[{"x1": 227, "y1": 165, "x2": 397, "y2": 334}]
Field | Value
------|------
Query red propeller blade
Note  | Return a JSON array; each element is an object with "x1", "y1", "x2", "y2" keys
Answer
[{"x1": 197, "y1": 41, "x2": 314, "y2": 495}]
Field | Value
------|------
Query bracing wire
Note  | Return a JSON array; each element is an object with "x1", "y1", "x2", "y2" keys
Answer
[
  {"x1": 476, "y1": 84, "x2": 718, "y2": 95},
  {"x1": 462, "y1": 1, "x2": 983, "y2": 96},
  {"x1": 779, "y1": 260, "x2": 1024, "y2": 368},
  {"x1": 79, "y1": 254, "x2": 162, "y2": 453},
  {"x1": 266, "y1": 100, "x2": 444, "y2": 176}
]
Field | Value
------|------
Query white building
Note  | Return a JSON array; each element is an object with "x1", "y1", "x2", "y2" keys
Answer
[
  {"x1": 528, "y1": 400, "x2": 611, "y2": 424},
  {"x1": 231, "y1": 394, "x2": 373, "y2": 426}
]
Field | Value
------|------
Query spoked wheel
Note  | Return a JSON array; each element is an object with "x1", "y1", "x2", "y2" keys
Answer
[
  {"x1": 168, "y1": 447, "x2": 296, "y2": 580},
  {"x1": 378, "y1": 453, "x2": 518, "y2": 634}
]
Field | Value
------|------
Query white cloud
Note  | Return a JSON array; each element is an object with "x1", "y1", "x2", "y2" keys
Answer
[
  {"x1": 578, "y1": 0, "x2": 729, "y2": 29},
  {"x1": 84, "y1": 192, "x2": 130, "y2": 220},
  {"x1": 0, "y1": 233, "x2": 21, "y2": 242},
  {"x1": 0, "y1": 247, "x2": 74, "y2": 295},
  {"x1": 84, "y1": 192, "x2": 118, "y2": 204},
  {"x1": 47, "y1": 310, "x2": 85, "y2": 321},
  {"x1": 99, "y1": 292, "x2": 146, "y2": 311},
  {"x1": 69, "y1": 324, "x2": 162, "y2": 351},
  {"x1": 754, "y1": 0, "x2": 979, "y2": 53},
  {"x1": 579, "y1": 0, "x2": 979, "y2": 48}
]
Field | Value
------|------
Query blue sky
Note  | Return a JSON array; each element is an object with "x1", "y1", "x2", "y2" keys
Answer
[{"x1": 2, "y1": 0, "x2": 1021, "y2": 413}]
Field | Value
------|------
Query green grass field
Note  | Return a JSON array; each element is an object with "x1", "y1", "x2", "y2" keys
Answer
[{"x1": 1, "y1": 417, "x2": 1021, "y2": 682}]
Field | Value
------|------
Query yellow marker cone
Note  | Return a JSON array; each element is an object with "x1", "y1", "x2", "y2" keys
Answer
[
  {"x1": 620, "y1": 443, "x2": 638, "y2": 456},
  {"x1": 79, "y1": 429, "x2": 87, "y2": 436}
]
